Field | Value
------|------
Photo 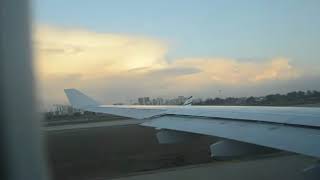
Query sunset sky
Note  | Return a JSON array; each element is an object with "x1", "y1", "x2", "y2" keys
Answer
[{"x1": 33, "y1": 0, "x2": 320, "y2": 106}]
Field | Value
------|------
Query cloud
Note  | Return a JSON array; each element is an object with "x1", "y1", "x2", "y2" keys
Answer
[
  {"x1": 253, "y1": 58, "x2": 299, "y2": 81},
  {"x1": 34, "y1": 25, "x2": 167, "y2": 78},
  {"x1": 33, "y1": 25, "x2": 312, "y2": 106},
  {"x1": 172, "y1": 57, "x2": 300, "y2": 85}
]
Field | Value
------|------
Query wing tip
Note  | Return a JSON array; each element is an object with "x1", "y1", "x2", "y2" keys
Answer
[{"x1": 64, "y1": 88, "x2": 100, "y2": 109}]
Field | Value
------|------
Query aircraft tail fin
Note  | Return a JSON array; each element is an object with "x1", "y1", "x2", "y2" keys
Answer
[
  {"x1": 64, "y1": 88, "x2": 101, "y2": 109},
  {"x1": 183, "y1": 96, "x2": 193, "y2": 106}
]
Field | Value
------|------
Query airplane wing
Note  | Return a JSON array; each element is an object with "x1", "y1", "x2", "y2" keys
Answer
[{"x1": 64, "y1": 88, "x2": 320, "y2": 158}]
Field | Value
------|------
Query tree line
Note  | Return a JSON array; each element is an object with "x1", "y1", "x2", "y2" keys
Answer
[{"x1": 193, "y1": 90, "x2": 320, "y2": 106}]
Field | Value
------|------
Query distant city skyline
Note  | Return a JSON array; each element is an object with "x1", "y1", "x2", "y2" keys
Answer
[{"x1": 33, "y1": 0, "x2": 320, "y2": 106}]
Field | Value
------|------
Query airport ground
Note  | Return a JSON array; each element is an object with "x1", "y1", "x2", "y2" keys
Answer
[{"x1": 44, "y1": 115, "x2": 318, "y2": 180}]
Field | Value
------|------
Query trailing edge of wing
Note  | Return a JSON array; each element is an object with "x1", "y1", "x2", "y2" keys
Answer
[{"x1": 142, "y1": 116, "x2": 320, "y2": 158}]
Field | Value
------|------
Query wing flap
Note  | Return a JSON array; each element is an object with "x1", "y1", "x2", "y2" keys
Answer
[{"x1": 142, "y1": 116, "x2": 320, "y2": 158}]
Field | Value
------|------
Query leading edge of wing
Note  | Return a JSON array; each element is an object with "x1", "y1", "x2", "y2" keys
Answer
[
  {"x1": 165, "y1": 106, "x2": 320, "y2": 128},
  {"x1": 64, "y1": 88, "x2": 166, "y2": 119},
  {"x1": 64, "y1": 89, "x2": 320, "y2": 127},
  {"x1": 85, "y1": 105, "x2": 166, "y2": 119}
]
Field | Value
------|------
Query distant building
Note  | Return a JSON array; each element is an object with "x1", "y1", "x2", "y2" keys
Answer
[
  {"x1": 177, "y1": 96, "x2": 187, "y2": 105},
  {"x1": 150, "y1": 98, "x2": 165, "y2": 105},
  {"x1": 156, "y1": 97, "x2": 164, "y2": 105},
  {"x1": 193, "y1": 98, "x2": 203, "y2": 104},
  {"x1": 138, "y1": 98, "x2": 143, "y2": 105},
  {"x1": 52, "y1": 104, "x2": 82, "y2": 115},
  {"x1": 137, "y1": 96, "x2": 188, "y2": 105},
  {"x1": 138, "y1": 97, "x2": 151, "y2": 105},
  {"x1": 113, "y1": 103, "x2": 124, "y2": 105},
  {"x1": 255, "y1": 97, "x2": 265, "y2": 102},
  {"x1": 152, "y1": 99, "x2": 157, "y2": 105}
]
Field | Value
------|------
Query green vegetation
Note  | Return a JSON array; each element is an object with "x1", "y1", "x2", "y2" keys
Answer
[
  {"x1": 43, "y1": 112, "x2": 127, "y2": 126},
  {"x1": 194, "y1": 90, "x2": 320, "y2": 106}
]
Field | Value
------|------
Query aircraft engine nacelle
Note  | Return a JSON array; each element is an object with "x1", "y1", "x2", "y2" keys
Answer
[{"x1": 156, "y1": 129, "x2": 199, "y2": 144}]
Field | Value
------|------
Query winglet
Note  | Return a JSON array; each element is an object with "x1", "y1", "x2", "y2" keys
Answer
[
  {"x1": 183, "y1": 96, "x2": 193, "y2": 106},
  {"x1": 64, "y1": 89, "x2": 101, "y2": 109}
]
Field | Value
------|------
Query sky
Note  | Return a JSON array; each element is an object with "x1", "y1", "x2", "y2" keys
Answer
[{"x1": 33, "y1": 0, "x2": 320, "y2": 106}]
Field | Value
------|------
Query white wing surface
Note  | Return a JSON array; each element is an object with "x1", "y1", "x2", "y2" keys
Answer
[{"x1": 64, "y1": 89, "x2": 320, "y2": 158}]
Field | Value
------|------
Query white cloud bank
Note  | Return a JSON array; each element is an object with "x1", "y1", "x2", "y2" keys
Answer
[{"x1": 33, "y1": 25, "x2": 315, "y2": 106}]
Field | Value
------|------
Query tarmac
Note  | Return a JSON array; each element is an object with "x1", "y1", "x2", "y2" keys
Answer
[
  {"x1": 112, "y1": 154, "x2": 316, "y2": 180},
  {"x1": 44, "y1": 118, "x2": 318, "y2": 180}
]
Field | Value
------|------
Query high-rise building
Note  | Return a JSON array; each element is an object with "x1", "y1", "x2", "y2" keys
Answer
[
  {"x1": 156, "y1": 97, "x2": 164, "y2": 105},
  {"x1": 138, "y1": 97, "x2": 151, "y2": 105}
]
